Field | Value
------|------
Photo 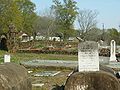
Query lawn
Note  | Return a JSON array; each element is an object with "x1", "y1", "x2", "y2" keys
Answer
[{"x1": 0, "y1": 50, "x2": 77, "y2": 63}]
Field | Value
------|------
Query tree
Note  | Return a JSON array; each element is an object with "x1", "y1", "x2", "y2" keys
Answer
[
  {"x1": 15, "y1": 0, "x2": 37, "y2": 36},
  {"x1": 34, "y1": 9, "x2": 56, "y2": 39},
  {"x1": 33, "y1": 9, "x2": 56, "y2": 46},
  {"x1": 52, "y1": 0, "x2": 78, "y2": 40},
  {"x1": 15, "y1": 0, "x2": 38, "y2": 48},
  {"x1": 0, "y1": 0, "x2": 23, "y2": 52},
  {"x1": 34, "y1": 16, "x2": 55, "y2": 38},
  {"x1": 85, "y1": 28, "x2": 102, "y2": 41},
  {"x1": 77, "y1": 9, "x2": 98, "y2": 40},
  {"x1": 0, "y1": 0, "x2": 23, "y2": 34},
  {"x1": 0, "y1": 0, "x2": 37, "y2": 52},
  {"x1": 106, "y1": 28, "x2": 120, "y2": 45}
]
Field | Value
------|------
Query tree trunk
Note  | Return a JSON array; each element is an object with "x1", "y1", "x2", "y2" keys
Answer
[{"x1": 7, "y1": 32, "x2": 18, "y2": 53}]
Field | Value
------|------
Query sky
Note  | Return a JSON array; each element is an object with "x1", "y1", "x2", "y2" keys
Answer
[{"x1": 31, "y1": 0, "x2": 120, "y2": 30}]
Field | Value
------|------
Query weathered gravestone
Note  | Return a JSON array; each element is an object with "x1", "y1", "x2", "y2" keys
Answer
[
  {"x1": 4, "y1": 54, "x2": 10, "y2": 63},
  {"x1": 65, "y1": 71, "x2": 120, "y2": 90},
  {"x1": 65, "y1": 41, "x2": 120, "y2": 90},
  {"x1": 78, "y1": 41, "x2": 99, "y2": 72},
  {"x1": 0, "y1": 63, "x2": 31, "y2": 90},
  {"x1": 110, "y1": 40, "x2": 117, "y2": 62}
]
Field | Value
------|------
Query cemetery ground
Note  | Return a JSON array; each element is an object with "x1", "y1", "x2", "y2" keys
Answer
[
  {"x1": 0, "y1": 50, "x2": 76, "y2": 90},
  {"x1": 0, "y1": 50, "x2": 77, "y2": 63},
  {"x1": 1, "y1": 41, "x2": 120, "y2": 90},
  {"x1": 0, "y1": 41, "x2": 79, "y2": 90},
  {"x1": 31, "y1": 68, "x2": 72, "y2": 90},
  {"x1": 1, "y1": 50, "x2": 120, "y2": 90}
]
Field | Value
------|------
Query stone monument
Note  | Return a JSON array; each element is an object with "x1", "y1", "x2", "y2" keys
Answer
[
  {"x1": 78, "y1": 41, "x2": 99, "y2": 72},
  {"x1": 65, "y1": 71, "x2": 120, "y2": 90},
  {"x1": 0, "y1": 63, "x2": 32, "y2": 90},
  {"x1": 65, "y1": 41, "x2": 120, "y2": 90},
  {"x1": 110, "y1": 40, "x2": 116, "y2": 62}
]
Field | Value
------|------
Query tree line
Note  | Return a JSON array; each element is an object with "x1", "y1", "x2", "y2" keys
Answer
[{"x1": 0, "y1": 0, "x2": 120, "y2": 52}]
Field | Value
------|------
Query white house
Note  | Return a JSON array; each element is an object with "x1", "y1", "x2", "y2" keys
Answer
[{"x1": 49, "y1": 37, "x2": 60, "y2": 41}]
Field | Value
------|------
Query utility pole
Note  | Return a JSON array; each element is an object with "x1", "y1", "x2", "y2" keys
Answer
[{"x1": 102, "y1": 23, "x2": 105, "y2": 41}]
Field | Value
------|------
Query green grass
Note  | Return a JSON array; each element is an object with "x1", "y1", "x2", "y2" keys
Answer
[
  {"x1": 0, "y1": 50, "x2": 77, "y2": 63},
  {"x1": 0, "y1": 50, "x2": 7, "y2": 63}
]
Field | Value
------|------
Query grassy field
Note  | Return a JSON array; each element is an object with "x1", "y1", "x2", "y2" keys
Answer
[{"x1": 0, "y1": 50, "x2": 77, "y2": 63}]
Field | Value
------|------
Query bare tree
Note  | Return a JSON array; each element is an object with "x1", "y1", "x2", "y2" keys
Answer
[
  {"x1": 34, "y1": 8, "x2": 56, "y2": 38},
  {"x1": 43, "y1": 9, "x2": 56, "y2": 39},
  {"x1": 77, "y1": 9, "x2": 98, "y2": 39},
  {"x1": 33, "y1": 8, "x2": 56, "y2": 46}
]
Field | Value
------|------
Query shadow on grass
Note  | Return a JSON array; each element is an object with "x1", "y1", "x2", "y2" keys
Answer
[{"x1": 52, "y1": 84, "x2": 64, "y2": 90}]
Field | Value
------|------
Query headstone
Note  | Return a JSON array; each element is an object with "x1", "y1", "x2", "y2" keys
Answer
[
  {"x1": 110, "y1": 40, "x2": 116, "y2": 62},
  {"x1": 78, "y1": 41, "x2": 99, "y2": 72},
  {"x1": 0, "y1": 63, "x2": 32, "y2": 90},
  {"x1": 4, "y1": 54, "x2": 10, "y2": 63},
  {"x1": 65, "y1": 71, "x2": 120, "y2": 90}
]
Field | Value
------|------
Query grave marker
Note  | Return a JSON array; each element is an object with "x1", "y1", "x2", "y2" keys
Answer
[
  {"x1": 4, "y1": 54, "x2": 10, "y2": 63},
  {"x1": 110, "y1": 40, "x2": 116, "y2": 62},
  {"x1": 78, "y1": 41, "x2": 99, "y2": 72}
]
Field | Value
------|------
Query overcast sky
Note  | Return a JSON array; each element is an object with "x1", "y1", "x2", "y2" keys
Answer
[{"x1": 31, "y1": 0, "x2": 120, "y2": 30}]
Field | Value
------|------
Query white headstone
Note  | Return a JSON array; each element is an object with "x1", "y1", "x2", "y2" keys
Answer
[
  {"x1": 110, "y1": 40, "x2": 116, "y2": 62},
  {"x1": 4, "y1": 54, "x2": 10, "y2": 63},
  {"x1": 78, "y1": 41, "x2": 99, "y2": 72}
]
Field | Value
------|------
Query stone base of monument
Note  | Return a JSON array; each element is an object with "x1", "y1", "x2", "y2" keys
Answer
[
  {"x1": 0, "y1": 63, "x2": 31, "y2": 90},
  {"x1": 65, "y1": 71, "x2": 120, "y2": 90}
]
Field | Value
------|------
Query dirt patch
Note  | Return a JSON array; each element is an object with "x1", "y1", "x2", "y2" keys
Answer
[{"x1": 30, "y1": 69, "x2": 72, "y2": 90}]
